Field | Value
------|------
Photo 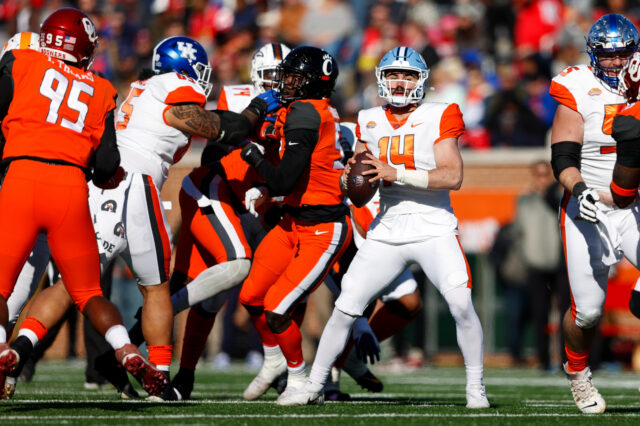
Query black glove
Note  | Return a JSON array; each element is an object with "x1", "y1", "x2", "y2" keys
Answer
[
  {"x1": 212, "y1": 110, "x2": 250, "y2": 146},
  {"x1": 244, "y1": 96, "x2": 268, "y2": 119},
  {"x1": 241, "y1": 142, "x2": 265, "y2": 168},
  {"x1": 355, "y1": 333, "x2": 381, "y2": 365}
]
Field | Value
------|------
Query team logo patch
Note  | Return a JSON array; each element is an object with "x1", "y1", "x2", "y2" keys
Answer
[
  {"x1": 113, "y1": 222, "x2": 125, "y2": 238},
  {"x1": 366, "y1": 121, "x2": 376, "y2": 129},
  {"x1": 101, "y1": 200, "x2": 117, "y2": 213},
  {"x1": 588, "y1": 88, "x2": 602, "y2": 96}
]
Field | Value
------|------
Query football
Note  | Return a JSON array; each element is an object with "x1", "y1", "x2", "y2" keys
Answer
[{"x1": 346, "y1": 151, "x2": 380, "y2": 208}]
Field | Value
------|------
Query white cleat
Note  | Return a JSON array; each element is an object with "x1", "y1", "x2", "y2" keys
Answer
[
  {"x1": 564, "y1": 363, "x2": 606, "y2": 414},
  {"x1": 243, "y1": 352, "x2": 287, "y2": 401},
  {"x1": 466, "y1": 383, "x2": 490, "y2": 409},
  {"x1": 276, "y1": 380, "x2": 324, "y2": 406}
]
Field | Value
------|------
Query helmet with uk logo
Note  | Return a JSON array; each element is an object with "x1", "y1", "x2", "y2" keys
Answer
[
  {"x1": 39, "y1": 8, "x2": 98, "y2": 70},
  {"x1": 152, "y1": 36, "x2": 213, "y2": 96}
]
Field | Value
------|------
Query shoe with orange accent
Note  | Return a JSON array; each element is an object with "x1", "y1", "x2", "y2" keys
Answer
[
  {"x1": 115, "y1": 344, "x2": 168, "y2": 397},
  {"x1": 0, "y1": 344, "x2": 19, "y2": 400}
]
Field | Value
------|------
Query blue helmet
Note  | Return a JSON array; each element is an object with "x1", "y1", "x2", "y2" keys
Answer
[
  {"x1": 376, "y1": 47, "x2": 429, "y2": 106},
  {"x1": 152, "y1": 36, "x2": 212, "y2": 96},
  {"x1": 586, "y1": 14, "x2": 639, "y2": 89}
]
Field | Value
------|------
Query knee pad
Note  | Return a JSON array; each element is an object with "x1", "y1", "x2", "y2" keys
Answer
[
  {"x1": 629, "y1": 290, "x2": 640, "y2": 319},
  {"x1": 265, "y1": 310, "x2": 291, "y2": 334},
  {"x1": 574, "y1": 307, "x2": 601, "y2": 329},
  {"x1": 443, "y1": 287, "x2": 472, "y2": 321}
]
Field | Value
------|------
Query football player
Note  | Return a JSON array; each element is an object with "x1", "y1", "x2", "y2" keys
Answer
[
  {"x1": 2, "y1": 33, "x2": 267, "y2": 400},
  {"x1": 239, "y1": 46, "x2": 353, "y2": 405},
  {"x1": 0, "y1": 8, "x2": 167, "y2": 398},
  {"x1": 279, "y1": 46, "x2": 489, "y2": 408},
  {"x1": 549, "y1": 14, "x2": 640, "y2": 414}
]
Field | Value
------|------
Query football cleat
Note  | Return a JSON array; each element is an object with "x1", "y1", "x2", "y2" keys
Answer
[
  {"x1": 243, "y1": 352, "x2": 287, "y2": 401},
  {"x1": 564, "y1": 363, "x2": 606, "y2": 414},
  {"x1": 0, "y1": 345, "x2": 19, "y2": 400},
  {"x1": 147, "y1": 386, "x2": 182, "y2": 402},
  {"x1": 465, "y1": 383, "x2": 490, "y2": 409},
  {"x1": 354, "y1": 370, "x2": 383, "y2": 393},
  {"x1": 3, "y1": 376, "x2": 16, "y2": 399},
  {"x1": 170, "y1": 368, "x2": 194, "y2": 400},
  {"x1": 324, "y1": 389, "x2": 351, "y2": 401},
  {"x1": 276, "y1": 380, "x2": 324, "y2": 406},
  {"x1": 95, "y1": 349, "x2": 139, "y2": 398},
  {"x1": 115, "y1": 344, "x2": 168, "y2": 397}
]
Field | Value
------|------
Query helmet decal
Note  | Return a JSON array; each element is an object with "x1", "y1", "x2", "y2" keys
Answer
[{"x1": 152, "y1": 36, "x2": 212, "y2": 97}]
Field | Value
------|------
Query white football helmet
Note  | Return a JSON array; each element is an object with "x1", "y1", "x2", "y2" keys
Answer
[
  {"x1": 1, "y1": 32, "x2": 40, "y2": 60},
  {"x1": 376, "y1": 46, "x2": 429, "y2": 107},
  {"x1": 250, "y1": 42, "x2": 291, "y2": 93}
]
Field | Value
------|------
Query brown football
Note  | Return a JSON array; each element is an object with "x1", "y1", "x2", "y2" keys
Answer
[{"x1": 346, "y1": 151, "x2": 380, "y2": 208}]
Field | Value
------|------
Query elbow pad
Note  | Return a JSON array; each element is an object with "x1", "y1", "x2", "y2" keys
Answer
[{"x1": 551, "y1": 141, "x2": 581, "y2": 180}]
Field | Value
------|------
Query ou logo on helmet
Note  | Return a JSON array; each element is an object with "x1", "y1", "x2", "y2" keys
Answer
[
  {"x1": 628, "y1": 53, "x2": 640, "y2": 83},
  {"x1": 82, "y1": 17, "x2": 98, "y2": 43},
  {"x1": 322, "y1": 54, "x2": 333, "y2": 76}
]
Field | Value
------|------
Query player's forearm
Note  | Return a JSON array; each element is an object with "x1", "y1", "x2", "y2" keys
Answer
[
  {"x1": 165, "y1": 104, "x2": 223, "y2": 140},
  {"x1": 422, "y1": 165, "x2": 462, "y2": 190},
  {"x1": 93, "y1": 110, "x2": 121, "y2": 184},
  {"x1": 557, "y1": 167, "x2": 584, "y2": 196}
]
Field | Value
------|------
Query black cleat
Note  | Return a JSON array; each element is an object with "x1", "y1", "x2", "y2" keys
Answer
[
  {"x1": 95, "y1": 349, "x2": 139, "y2": 399},
  {"x1": 324, "y1": 389, "x2": 352, "y2": 401},
  {"x1": 170, "y1": 368, "x2": 194, "y2": 400},
  {"x1": 354, "y1": 370, "x2": 383, "y2": 393},
  {"x1": 270, "y1": 371, "x2": 288, "y2": 395}
]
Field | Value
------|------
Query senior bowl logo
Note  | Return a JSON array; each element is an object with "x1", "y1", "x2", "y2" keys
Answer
[
  {"x1": 588, "y1": 88, "x2": 602, "y2": 96},
  {"x1": 366, "y1": 121, "x2": 376, "y2": 129}
]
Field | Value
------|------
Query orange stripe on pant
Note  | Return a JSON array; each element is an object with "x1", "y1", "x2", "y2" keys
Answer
[
  {"x1": 239, "y1": 214, "x2": 352, "y2": 315},
  {"x1": 0, "y1": 161, "x2": 102, "y2": 311},
  {"x1": 173, "y1": 172, "x2": 251, "y2": 279},
  {"x1": 559, "y1": 191, "x2": 577, "y2": 321}
]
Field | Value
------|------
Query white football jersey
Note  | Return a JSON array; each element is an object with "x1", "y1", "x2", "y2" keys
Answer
[
  {"x1": 217, "y1": 84, "x2": 259, "y2": 113},
  {"x1": 115, "y1": 72, "x2": 207, "y2": 188},
  {"x1": 356, "y1": 102, "x2": 464, "y2": 241},
  {"x1": 550, "y1": 64, "x2": 625, "y2": 191}
]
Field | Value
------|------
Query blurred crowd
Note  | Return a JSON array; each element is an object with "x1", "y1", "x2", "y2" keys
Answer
[{"x1": 3, "y1": 0, "x2": 639, "y2": 149}]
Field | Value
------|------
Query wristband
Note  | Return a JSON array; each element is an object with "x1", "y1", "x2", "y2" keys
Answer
[
  {"x1": 396, "y1": 168, "x2": 429, "y2": 189},
  {"x1": 572, "y1": 181, "x2": 587, "y2": 198}
]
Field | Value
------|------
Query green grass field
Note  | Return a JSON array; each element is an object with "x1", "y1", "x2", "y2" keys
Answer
[{"x1": 1, "y1": 361, "x2": 640, "y2": 424}]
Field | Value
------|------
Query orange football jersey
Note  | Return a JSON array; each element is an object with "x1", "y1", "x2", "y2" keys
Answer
[
  {"x1": 280, "y1": 98, "x2": 344, "y2": 208},
  {"x1": 1, "y1": 50, "x2": 117, "y2": 167}
]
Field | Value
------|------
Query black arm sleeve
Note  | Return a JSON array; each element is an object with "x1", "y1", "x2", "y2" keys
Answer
[
  {"x1": 613, "y1": 114, "x2": 640, "y2": 167},
  {"x1": 252, "y1": 101, "x2": 321, "y2": 195},
  {"x1": 254, "y1": 128, "x2": 318, "y2": 195},
  {"x1": 0, "y1": 51, "x2": 16, "y2": 122},
  {"x1": 92, "y1": 109, "x2": 121, "y2": 185}
]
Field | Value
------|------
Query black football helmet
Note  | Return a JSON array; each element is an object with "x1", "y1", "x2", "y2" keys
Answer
[{"x1": 275, "y1": 46, "x2": 338, "y2": 103}]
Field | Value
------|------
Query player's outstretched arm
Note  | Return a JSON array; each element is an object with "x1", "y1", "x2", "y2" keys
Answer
[{"x1": 92, "y1": 109, "x2": 121, "y2": 186}]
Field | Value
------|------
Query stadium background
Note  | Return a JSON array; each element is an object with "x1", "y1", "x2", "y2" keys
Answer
[{"x1": 2, "y1": 0, "x2": 640, "y2": 374}]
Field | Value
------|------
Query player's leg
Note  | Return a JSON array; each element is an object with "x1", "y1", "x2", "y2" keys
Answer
[
  {"x1": 559, "y1": 199, "x2": 610, "y2": 413},
  {"x1": 265, "y1": 218, "x2": 352, "y2": 405},
  {"x1": 239, "y1": 218, "x2": 297, "y2": 400},
  {"x1": 280, "y1": 238, "x2": 406, "y2": 406},
  {"x1": 411, "y1": 234, "x2": 488, "y2": 408}
]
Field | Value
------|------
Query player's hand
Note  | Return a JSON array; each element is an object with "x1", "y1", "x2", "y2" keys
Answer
[
  {"x1": 362, "y1": 153, "x2": 396, "y2": 183},
  {"x1": 245, "y1": 186, "x2": 268, "y2": 218},
  {"x1": 94, "y1": 166, "x2": 125, "y2": 190},
  {"x1": 352, "y1": 317, "x2": 380, "y2": 364},
  {"x1": 573, "y1": 182, "x2": 600, "y2": 223},
  {"x1": 257, "y1": 89, "x2": 281, "y2": 113},
  {"x1": 241, "y1": 142, "x2": 266, "y2": 168}
]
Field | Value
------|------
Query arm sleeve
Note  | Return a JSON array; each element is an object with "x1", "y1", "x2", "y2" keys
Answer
[
  {"x1": 92, "y1": 109, "x2": 121, "y2": 184},
  {"x1": 252, "y1": 101, "x2": 321, "y2": 195},
  {"x1": 0, "y1": 51, "x2": 15, "y2": 122},
  {"x1": 254, "y1": 128, "x2": 318, "y2": 195}
]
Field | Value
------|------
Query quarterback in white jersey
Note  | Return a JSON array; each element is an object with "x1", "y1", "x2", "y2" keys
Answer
[
  {"x1": 549, "y1": 14, "x2": 640, "y2": 414},
  {"x1": 280, "y1": 47, "x2": 488, "y2": 409}
]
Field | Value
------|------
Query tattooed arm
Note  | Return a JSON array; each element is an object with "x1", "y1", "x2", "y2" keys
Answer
[{"x1": 164, "y1": 98, "x2": 266, "y2": 145}]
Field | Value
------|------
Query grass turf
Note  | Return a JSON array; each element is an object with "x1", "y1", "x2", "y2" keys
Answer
[{"x1": 1, "y1": 360, "x2": 639, "y2": 424}]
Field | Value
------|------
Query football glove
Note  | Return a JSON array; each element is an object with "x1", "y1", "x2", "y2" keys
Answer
[
  {"x1": 257, "y1": 89, "x2": 281, "y2": 113},
  {"x1": 94, "y1": 166, "x2": 125, "y2": 190},
  {"x1": 573, "y1": 182, "x2": 599, "y2": 223},
  {"x1": 244, "y1": 186, "x2": 268, "y2": 218},
  {"x1": 352, "y1": 317, "x2": 380, "y2": 364},
  {"x1": 241, "y1": 142, "x2": 265, "y2": 168}
]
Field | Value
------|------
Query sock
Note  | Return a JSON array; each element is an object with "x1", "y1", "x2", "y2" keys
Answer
[
  {"x1": 9, "y1": 335, "x2": 34, "y2": 378},
  {"x1": 287, "y1": 362, "x2": 306, "y2": 386},
  {"x1": 171, "y1": 259, "x2": 250, "y2": 314},
  {"x1": 274, "y1": 321, "x2": 304, "y2": 368},
  {"x1": 442, "y1": 287, "x2": 484, "y2": 386},
  {"x1": 19, "y1": 317, "x2": 48, "y2": 347},
  {"x1": 180, "y1": 307, "x2": 216, "y2": 370},
  {"x1": 148, "y1": 345, "x2": 173, "y2": 371},
  {"x1": 334, "y1": 337, "x2": 354, "y2": 369},
  {"x1": 104, "y1": 325, "x2": 131, "y2": 351},
  {"x1": 368, "y1": 304, "x2": 413, "y2": 342},
  {"x1": 565, "y1": 344, "x2": 589, "y2": 373},
  {"x1": 308, "y1": 309, "x2": 356, "y2": 390},
  {"x1": 250, "y1": 312, "x2": 278, "y2": 347}
]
